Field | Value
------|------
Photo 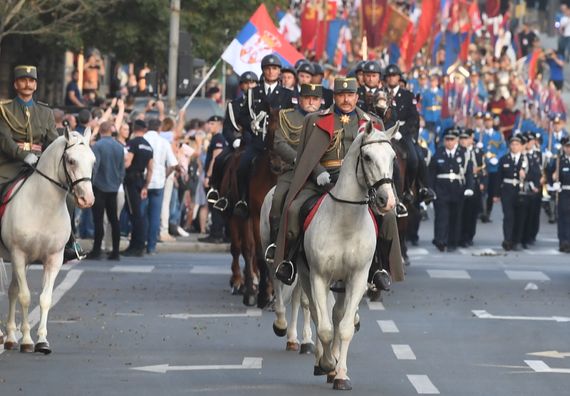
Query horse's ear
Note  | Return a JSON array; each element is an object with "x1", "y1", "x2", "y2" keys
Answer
[
  {"x1": 384, "y1": 121, "x2": 401, "y2": 140},
  {"x1": 366, "y1": 121, "x2": 373, "y2": 135},
  {"x1": 83, "y1": 127, "x2": 92, "y2": 143},
  {"x1": 64, "y1": 126, "x2": 70, "y2": 141}
]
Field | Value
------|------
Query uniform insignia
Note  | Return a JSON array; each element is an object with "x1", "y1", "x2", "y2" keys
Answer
[
  {"x1": 457, "y1": 157, "x2": 462, "y2": 163},
  {"x1": 340, "y1": 114, "x2": 351, "y2": 125},
  {"x1": 292, "y1": 97, "x2": 298, "y2": 104},
  {"x1": 412, "y1": 99, "x2": 417, "y2": 104},
  {"x1": 315, "y1": 113, "x2": 335, "y2": 139},
  {"x1": 343, "y1": 82, "x2": 348, "y2": 88}
]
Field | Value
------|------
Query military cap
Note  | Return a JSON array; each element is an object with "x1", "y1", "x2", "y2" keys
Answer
[
  {"x1": 14, "y1": 65, "x2": 37, "y2": 80},
  {"x1": 261, "y1": 54, "x2": 282, "y2": 69},
  {"x1": 473, "y1": 111, "x2": 484, "y2": 118},
  {"x1": 297, "y1": 62, "x2": 315, "y2": 76},
  {"x1": 384, "y1": 64, "x2": 401, "y2": 76},
  {"x1": 300, "y1": 83, "x2": 323, "y2": 98},
  {"x1": 281, "y1": 66, "x2": 297, "y2": 77},
  {"x1": 443, "y1": 127, "x2": 460, "y2": 138},
  {"x1": 523, "y1": 131, "x2": 536, "y2": 141},
  {"x1": 239, "y1": 71, "x2": 258, "y2": 83},
  {"x1": 207, "y1": 115, "x2": 223, "y2": 123},
  {"x1": 312, "y1": 63, "x2": 324, "y2": 76},
  {"x1": 483, "y1": 112, "x2": 493, "y2": 120},
  {"x1": 460, "y1": 128, "x2": 474, "y2": 138},
  {"x1": 295, "y1": 59, "x2": 309, "y2": 69},
  {"x1": 552, "y1": 114, "x2": 563, "y2": 123},
  {"x1": 561, "y1": 136, "x2": 570, "y2": 146},
  {"x1": 509, "y1": 133, "x2": 525, "y2": 143},
  {"x1": 355, "y1": 60, "x2": 367, "y2": 73},
  {"x1": 363, "y1": 61, "x2": 382, "y2": 74},
  {"x1": 346, "y1": 69, "x2": 356, "y2": 78},
  {"x1": 333, "y1": 77, "x2": 358, "y2": 94}
]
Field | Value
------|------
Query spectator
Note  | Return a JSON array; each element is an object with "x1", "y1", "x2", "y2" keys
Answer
[
  {"x1": 558, "y1": 4, "x2": 570, "y2": 60},
  {"x1": 544, "y1": 49, "x2": 565, "y2": 91},
  {"x1": 65, "y1": 69, "x2": 85, "y2": 107},
  {"x1": 88, "y1": 121, "x2": 126, "y2": 260}
]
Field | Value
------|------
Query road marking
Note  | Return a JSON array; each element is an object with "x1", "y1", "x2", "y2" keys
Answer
[
  {"x1": 472, "y1": 310, "x2": 570, "y2": 323},
  {"x1": 392, "y1": 344, "x2": 416, "y2": 360},
  {"x1": 115, "y1": 312, "x2": 144, "y2": 317},
  {"x1": 131, "y1": 357, "x2": 263, "y2": 374},
  {"x1": 505, "y1": 271, "x2": 550, "y2": 281},
  {"x1": 110, "y1": 265, "x2": 154, "y2": 273},
  {"x1": 407, "y1": 375, "x2": 440, "y2": 394},
  {"x1": 524, "y1": 248, "x2": 561, "y2": 256},
  {"x1": 427, "y1": 270, "x2": 470, "y2": 279},
  {"x1": 366, "y1": 300, "x2": 385, "y2": 311},
  {"x1": 377, "y1": 320, "x2": 399, "y2": 333},
  {"x1": 407, "y1": 248, "x2": 429, "y2": 255},
  {"x1": 162, "y1": 309, "x2": 262, "y2": 319},
  {"x1": 525, "y1": 360, "x2": 570, "y2": 374},
  {"x1": 527, "y1": 351, "x2": 570, "y2": 359},
  {"x1": 524, "y1": 282, "x2": 539, "y2": 291},
  {"x1": 189, "y1": 265, "x2": 231, "y2": 275}
]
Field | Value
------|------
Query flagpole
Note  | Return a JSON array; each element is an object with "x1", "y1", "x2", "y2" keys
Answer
[{"x1": 180, "y1": 58, "x2": 222, "y2": 113}]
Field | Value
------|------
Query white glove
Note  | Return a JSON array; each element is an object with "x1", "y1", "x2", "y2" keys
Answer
[
  {"x1": 552, "y1": 182, "x2": 561, "y2": 192},
  {"x1": 316, "y1": 171, "x2": 331, "y2": 186},
  {"x1": 545, "y1": 150, "x2": 553, "y2": 159},
  {"x1": 464, "y1": 189, "x2": 474, "y2": 197},
  {"x1": 393, "y1": 131, "x2": 402, "y2": 141},
  {"x1": 232, "y1": 139, "x2": 241, "y2": 149},
  {"x1": 24, "y1": 153, "x2": 38, "y2": 166},
  {"x1": 476, "y1": 142, "x2": 483, "y2": 149},
  {"x1": 489, "y1": 157, "x2": 499, "y2": 166}
]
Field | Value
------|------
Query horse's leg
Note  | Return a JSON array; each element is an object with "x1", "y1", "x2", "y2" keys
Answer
[
  {"x1": 299, "y1": 287, "x2": 315, "y2": 354},
  {"x1": 311, "y1": 274, "x2": 335, "y2": 373},
  {"x1": 229, "y1": 219, "x2": 243, "y2": 294},
  {"x1": 241, "y1": 218, "x2": 257, "y2": 307},
  {"x1": 286, "y1": 282, "x2": 301, "y2": 351},
  {"x1": 4, "y1": 273, "x2": 20, "y2": 350},
  {"x1": 12, "y1": 252, "x2": 34, "y2": 352},
  {"x1": 333, "y1": 272, "x2": 368, "y2": 390},
  {"x1": 35, "y1": 254, "x2": 63, "y2": 354},
  {"x1": 331, "y1": 291, "x2": 346, "y2": 362},
  {"x1": 272, "y1": 281, "x2": 288, "y2": 338}
]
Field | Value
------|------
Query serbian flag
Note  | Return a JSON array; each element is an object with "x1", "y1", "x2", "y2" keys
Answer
[
  {"x1": 362, "y1": 0, "x2": 388, "y2": 48},
  {"x1": 277, "y1": 10, "x2": 301, "y2": 43},
  {"x1": 222, "y1": 4, "x2": 304, "y2": 76},
  {"x1": 301, "y1": 0, "x2": 337, "y2": 59},
  {"x1": 412, "y1": 0, "x2": 438, "y2": 57}
]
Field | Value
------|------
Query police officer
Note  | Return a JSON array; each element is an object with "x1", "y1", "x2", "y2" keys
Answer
[
  {"x1": 459, "y1": 128, "x2": 484, "y2": 247},
  {"x1": 479, "y1": 112, "x2": 507, "y2": 222},
  {"x1": 311, "y1": 63, "x2": 334, "y2": 108},
  {"x1": 206, "y1": 71, "x2": 258, "y2": 207},
  {"x1": 264, "y1": 83, "x2": 323, "y2": 262},
  {"x1": 495, "y1": 133, "x2": 532, "y2": 251},
  {"x1": 542, "y1": 115, "x2": 568, "y2": 157},
  {"x1": 356, "y1": 60, "x2": 383, "y2": 114},
  {"x1": 296, "y1": 62, "x2": 315, "y2": 91},
  {"x1": 280, "y1": 66, "x2": 297, "y2": 92},
  {"x1": 429, "y1": 128, "x2": 474, "y2": 252},
  {"x1": 234, "y1": 54, "x2": 295, "y2": 217},
  {"x1": 354, "y1": 60, "x2": 366, "y2": 87},
  {"x1": 547, "y1": 137, "x2": 570, "y2": 252},
  {"x1": 522, "y1": 131, "x2": 543, "y2": 246}
]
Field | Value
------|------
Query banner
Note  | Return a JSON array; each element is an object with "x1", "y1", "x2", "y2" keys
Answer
[
  {"x1": 222, "y1": 4, "x2": 304, "y2": 76},
  {"x1": 301, "y1": 0, "x2": 337, "y2": 59},
  {"x1": 412, "y1": 0, "x2": 438, "y2": 56},
  {"x1": 381, "y1": 4, "x2": 412, "y2": 47},
  {"x1": 278, "y1": 10, "x2": 301, "y2": 43},
  {"x1": 327, "y1": 19, "x2": 352, "y2": 68},
  {"x1": 361, "y1": 0, "x2": 387, "y2": 48}
]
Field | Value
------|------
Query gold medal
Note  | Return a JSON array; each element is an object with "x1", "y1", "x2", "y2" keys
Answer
[
  {"x1": 23, "y1": 142, "x2": 31, "y2": 151},
  {"x1": 340, "y1": 114, "x2": 350, "y2": 125}
]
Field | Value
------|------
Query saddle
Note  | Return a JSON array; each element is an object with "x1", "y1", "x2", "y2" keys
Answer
[{"x1": 0, "y1": 177, "x2": 27, "y2": 222}]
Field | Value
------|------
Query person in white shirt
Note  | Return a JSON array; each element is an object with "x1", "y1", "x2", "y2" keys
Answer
[{"x1": 142, "y1": 118, "x2": 178, "y2": 254}]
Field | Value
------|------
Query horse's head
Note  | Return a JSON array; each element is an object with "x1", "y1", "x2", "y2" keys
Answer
[
  {"x1": 358, "y1": 121, "x2": 398, "y2": 215},
  {"x1": 63, "y1": 128, "x2": 96, "y2": 208}
]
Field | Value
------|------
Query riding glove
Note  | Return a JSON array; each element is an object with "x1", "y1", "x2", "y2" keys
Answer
[
  {"x1": 316, "y1": 171, "x2": 331, "y2": 186},
  {"x1": 24, "y1": 153, "x2": 39, "y2": 166},
  {"x1": 233, "y1": 139, "x2": 241, "y2": 149}
]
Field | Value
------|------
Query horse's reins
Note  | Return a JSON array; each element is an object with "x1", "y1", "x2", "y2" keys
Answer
[{"x1": 327, "y1": 138, "x2": 394, "y2": 206}]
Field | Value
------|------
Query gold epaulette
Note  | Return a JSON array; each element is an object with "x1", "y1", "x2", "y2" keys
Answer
[
  {"x1": 0, "y1": 99, "x2": 12, "y2": 105},
  {"x1": 279, "y1": 109, "x2": 303, "y2": 145}
]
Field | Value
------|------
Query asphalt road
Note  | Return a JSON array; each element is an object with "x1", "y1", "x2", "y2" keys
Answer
[{"x1": 0, "y1": 204, "x2": 569, "y2": 396}]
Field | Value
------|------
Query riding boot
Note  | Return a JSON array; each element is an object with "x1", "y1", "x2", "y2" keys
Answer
[
  {"x1": 367, "y1": 238, "x2": 392, "y2": 291},
  {"x1": 264, "y1": 216, "x2": 280, "y2": 263},
  {"x1": 63, "y1": 234, "x2": 86, "y2": 263},
  {"x1": 392, "y1": 160, "x2": 409, "y2": 217},
  {"x1": 275, "y1": 235, "x2": 303, "y2": 285},
  {"x1": 234, "y1": 170, "x2": 250, "y2": 218}
]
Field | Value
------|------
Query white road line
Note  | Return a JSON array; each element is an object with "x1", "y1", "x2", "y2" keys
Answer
[
  {"x1": 524, "y1": 249, "x2": 561, "y2": 256},
  {"x1": 366, "y1": 300, "x2": 385, "y2": 311},
  {"x1": 504, "y1": 270, "x2": 550, "y2": 281},
  {"x1": 189, "y1": 265, "x2": 231, "y2": 275},
  {"x1": 525, "y1": 360, "x2": 570, "y2": 374},
  {"x1": 162, "y1": 309, "x2": 262, "y2": 319},
  {"x1": 407, "y1": 247, "x2": 429, "y2": 255},
  {"x1": 115, "y1": 312, "x2": 144, "y2": 317},
  {"x1": 427, "y1": 270, "x2": 471, "y2": 279},
  {"x1": 110, "y1": 265, "x2": 155, "y2": 273},
  {"x1": 377, "y1": 320, "x2": 399, "y2": 333},
  {"x1": 472, "y1": 309, "x2": 570, "y2": 322},
  {"x1": 392, "y1": 344, "x2": 416, "y2": 360},
  {"x1": 407, "y1": 375, "x2": 440, "y2": 394}
]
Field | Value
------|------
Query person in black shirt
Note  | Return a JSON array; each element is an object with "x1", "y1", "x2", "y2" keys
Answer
[{"x1": 122, "y1": 119, "x2": 154, "y2": 256}]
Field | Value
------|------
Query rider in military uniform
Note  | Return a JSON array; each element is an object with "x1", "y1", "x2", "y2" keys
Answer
[
  {"x1": 234, "y1": 54, "x2": 295, "y2": 217},
  {"x1": 264, "y1": 83, "x2": 323, "y2": 262},
  {"x1": 459, "y1": 128, "x2": 484, "y2": 247},
  {"x1": 0, "y1": 65, "x2": 81, "y2": 261},
  {"x1": 274, "y1": 77, "x2": 405, "y2": 289},
  {"x1": 206, "y1": 71, "x2": 258, "y2": 208},
  {"x1": 356, "y1": 60, "x2": 383, "y2": 114},
  {"x1": 429, "y1": 128, "x2": 474, "y2": 252},
  {"x1": 546, "y1": 137, "x2": 570, "y2": 252}
]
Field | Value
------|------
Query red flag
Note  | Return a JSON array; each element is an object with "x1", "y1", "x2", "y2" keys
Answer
[
  {"x1": 412, "y1": 0, "x2": 438, "y2": 56},
  {"x1": 301, "y1": 2, "x2": 319, "y2": 51},
  {"x1": 361, "y1": 0, "x2": 388, "y2": 48},
  {"x1": 400, "y1": 21, "x2": 416, "y2": 71},
  {"x1": 486, "y1": 0, "x2": 501, "y2": 18},
  {"x1": 301, "y1": 0, "x2": 336, "y2": 60}
]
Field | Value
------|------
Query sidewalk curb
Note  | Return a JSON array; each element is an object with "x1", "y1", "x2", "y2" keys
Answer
[{"x1": 77, "y1": 238, "x2": 231, "y2": 254}]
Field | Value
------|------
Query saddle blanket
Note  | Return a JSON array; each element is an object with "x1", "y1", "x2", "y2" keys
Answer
[{"x1": 0, "y1": 178, "x2": 26, "y2": 221}]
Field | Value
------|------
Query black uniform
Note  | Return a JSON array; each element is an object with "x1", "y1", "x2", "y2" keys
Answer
[
  {"x1": 321, "y1": 86, "x2": 334, "y2": 109},
  {"x1": 460, "y1": 145, "x2": 484, "y2": 246},
  {"x1": 429, "y1": 145, "x2": 474, "y2": 250},
  {"x1": 524, "y1": 147, "x2": 543, "y2": 244},
  {"x1": 547, "y1": 153, "x2": 570, "y2": 251},
  {"x1": 356, "y1": 86, "x2": 382, "y2": 115}
]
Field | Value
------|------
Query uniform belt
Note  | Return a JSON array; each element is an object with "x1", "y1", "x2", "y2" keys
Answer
[
  {"x1": 562, "y1": 185, "x2": 570, "y2": 191},
  {"x1": 320, "y1": 159, "x2": 343, "y2": 168},
  {"x1": 17, "y1": 142, "x2": 42, "y2": 152},
  {"x1": 425, "y1": 106, "x2": 441, "y2": 111},
  {"x1": 503, "y1": 178, "x2": 520, "y2": 186},
  {"x1": 436, "y1": 173, "x2": 463, "y2": 181}
]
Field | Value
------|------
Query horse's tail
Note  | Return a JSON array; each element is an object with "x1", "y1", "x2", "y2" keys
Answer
[{"x1": 0, "y1": 257, "x2": 8, "y2": 296}]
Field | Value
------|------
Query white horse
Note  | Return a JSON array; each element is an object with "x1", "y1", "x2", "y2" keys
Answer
[
  {"x1": 298, "y1": 121, "x2": 397, "y2": 390},
  {"x1": 0, "y1": 128, "x2": 95, "y2": 354},
  {"x1": 260, "y1": 187, "x2": 314, "y2": 353}
]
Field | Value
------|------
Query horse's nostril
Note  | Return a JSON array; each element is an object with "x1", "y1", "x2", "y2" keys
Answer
[{"x1": 378, "y1": 196, "x2": 387, "y2": 206}]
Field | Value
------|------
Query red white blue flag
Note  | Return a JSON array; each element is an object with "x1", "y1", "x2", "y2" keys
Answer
[{"x1": 222, "y1": 4, "x2": 303, "y2": 76}]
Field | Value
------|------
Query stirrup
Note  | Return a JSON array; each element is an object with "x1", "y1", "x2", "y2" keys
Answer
[
  {"x1": 275, "y1": 260, "x2": 295, "y2": 285},
  {"x1": 206, "y1": 188, "x2": 219, "y2": 204},
  {"x1": 234, "y1": 200, "x2": 249, "y2": 217},
  {"x1": 213, "y1": 197, "x2": 229, "y2": 211},
  {"x1": 371, "y1": 269, "x2": 391, "y2": 292},
  {"x1": 264, "y1": 243, "x2": 276, "y2": 264},
  {"x1": 396, "y1": 202, "x2": 408, "y2": 218}
]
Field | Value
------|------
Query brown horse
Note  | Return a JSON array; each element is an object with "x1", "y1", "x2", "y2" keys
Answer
[{"x1": 218, "y1": 110, "x2": 280, "y2": 307}]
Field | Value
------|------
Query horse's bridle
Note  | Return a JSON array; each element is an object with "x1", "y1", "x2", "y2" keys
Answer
[
  {"x1": 327, "y1": 138, "x2": 394, "y2": 206},
  {"x1": 33, "y1": 141, "x2": 92, "y2": 197}
]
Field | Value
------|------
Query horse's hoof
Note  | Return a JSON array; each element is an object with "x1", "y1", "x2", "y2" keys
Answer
[
  {"x1": 333, "y1": 378, "x2": 352, "y2": 391},
  {"x1": 354, "y1": 321, "x2": 361, "y2": 333},
  {"x1": 367, "y1": 288, "x2": 383, "y2": 302},
  {"x1": 243, "y1": 293, "x2": 257, "y2": 307},
  {"x1": 326, "y1": 372, "x2": 337, "y2": 384},
  {"x1": 4, "y1": 341, "x2": 18, "y2": 351},
  {"x1": 257, "y1": 293, "x2": 270, "y2": 309},
  {"x1": 231, "y1": 286, "x2": 242, "y2": 295},
  {"x1": 272, "y1": 323, "x2": 287, "y2": 337},
  {"x1": 286, "y1": 341, "x2": 299, "y2": 352},
  {"x1": 20, "y1": 344, "x2": 34, "y2": 353},
  {"x1": 299, "y1": 343, "x2": 315, "y2": 355},
  {"x1": 313, "y1": 365, "x2": 327, "y2": 376},
  {"x1": 34, "y1": 342, "x2": 51, "y2": 355}
]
